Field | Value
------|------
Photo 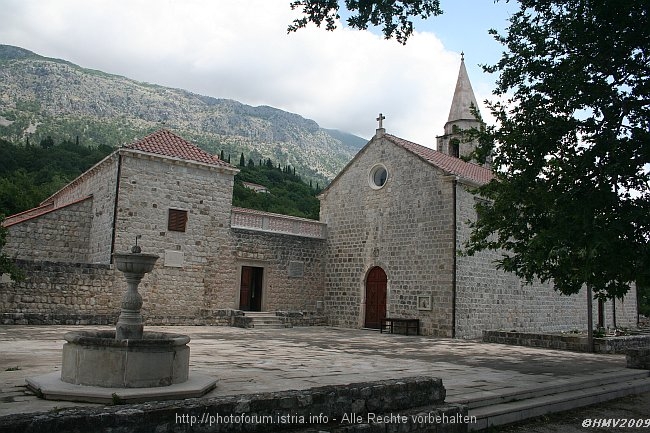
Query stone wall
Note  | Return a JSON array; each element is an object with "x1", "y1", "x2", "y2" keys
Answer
[
  {"x1": 627, "y1": 348, "x2": 650, "y2": 370},
  {"x1": 0, "y1": 260, "x2": 119, "y2": 325},
  {"x1": 4, "y1": 197, "x2": 93, "y2": 263},
  {"x1": 483, "y1": 330, "x2": 650, "y2": 354},
  {"x1": 0, "y1": 261, "x2": 251, "y2": 326},
  {"x1": 454, "y1": 184, "x2": 638, "y2": 339},
  {"x1": 45, "y1": 153, "x2": 120, "y2": 264},
  {"x1": 112, "y1": 151, "x2": 237, "y2": 320},
  {"x1": 320, "y1": 134, "x2": 455, "y2": 336},
  {"x1": 228, "y1": 228, "x2": 326, "y2": 312},
  {"x1": 0, "y1": 376, "x2": 469, "y2": 433}
]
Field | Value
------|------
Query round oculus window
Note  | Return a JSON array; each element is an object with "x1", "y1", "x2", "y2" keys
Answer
[{"x1": 369, "y1": 164, "x2": 388, "y2": 189}]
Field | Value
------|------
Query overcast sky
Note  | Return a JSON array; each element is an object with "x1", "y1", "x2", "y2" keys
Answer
[{"x1": 1, "y1": 0, "x2": 517, "y2": 148}]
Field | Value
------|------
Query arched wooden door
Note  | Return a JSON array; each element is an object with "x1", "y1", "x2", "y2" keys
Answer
[{"x1": 365, "y1": 267, "x2": 387, "y2": 329}]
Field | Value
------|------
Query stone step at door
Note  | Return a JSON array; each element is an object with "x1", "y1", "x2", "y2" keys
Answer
[{"x1": 242, "y1": 312, "x2": 289, "y2": 329}]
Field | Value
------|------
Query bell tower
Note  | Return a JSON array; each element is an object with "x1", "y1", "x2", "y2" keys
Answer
[{"x1": 436, "y1": 54, "x2": 485, "y2": 163}]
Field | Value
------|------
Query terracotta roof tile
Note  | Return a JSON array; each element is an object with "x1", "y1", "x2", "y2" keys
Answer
[
  {"x1": 384, "y1": 134, "x2": 494, "y2": 185},
  {"x1": 3, "y1": 196, "x2": 92, "y2": 228},
  {"x1": 124, "y1": 129, "x2": 234, "y2": 168}
]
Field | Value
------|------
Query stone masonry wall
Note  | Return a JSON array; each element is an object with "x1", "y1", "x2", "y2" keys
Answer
[
  {"x1": 0, "y1": 261, "x2": 243, "y2": 326},
  {"x1": 0, "y1": 376, "x2": 467, "y2": 433},
  {"x1": 227, "y1": 228, "x2": 326, "y2": 312},
  {"x1": 111, "y1": 151, "x2": 237, "y2": 321},
  {"x1": 4, "y1": 198, "x2": 93, "y2": 263},
  {"x1": 320, "y1": 134, "x2": 455, "y2": 336},
  {"x1": 46, "y1": 153, "x2": 119, "y2": 264},
  {"x1": 0, "y1": 260, "x2": 119, "y2": 325},
  {"x1": 454, "y1": 184, "x2": 638, "y2": 338}
]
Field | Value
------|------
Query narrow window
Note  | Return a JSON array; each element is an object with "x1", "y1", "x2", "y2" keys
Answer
[
  {"x1": 450, "y1": 138, "x2": 460, "y2": 158},
  {"x1": 168, "y1": 209, "x2": 188, "y2": 232}
]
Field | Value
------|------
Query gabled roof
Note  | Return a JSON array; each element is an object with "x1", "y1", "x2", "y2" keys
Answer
[
  {"x1": 123, "y1": 129, "x2": 234, "y2": 168},
  {"x1": 319, "y1": 132, "x2": 494, "y2": 196},
  {"x1": 385, "y1": 134, "x2": 493, "y2": 185}
]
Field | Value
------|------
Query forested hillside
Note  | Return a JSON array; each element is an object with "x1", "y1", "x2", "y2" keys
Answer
[
  {"x1": 0, "y1": 137, "x2": 113, "y2": 216},
  {"x1": 233, "y1": 154, "x2": 320, "y2": 220}
]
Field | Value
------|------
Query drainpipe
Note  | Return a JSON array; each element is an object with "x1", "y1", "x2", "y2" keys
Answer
[
  {"x1": 110, "y1": 152, "x2": 122, "y2": 264},
  {"x1": 451, "y1": 178, "x2": 458, "y2": 338}
]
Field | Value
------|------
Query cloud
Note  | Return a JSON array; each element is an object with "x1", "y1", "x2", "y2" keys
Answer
[{"x1": 0, "y1": 0, "x2": 487, "y2": 147}]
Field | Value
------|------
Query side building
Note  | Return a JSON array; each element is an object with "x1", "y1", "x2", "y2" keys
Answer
[{"x1": 2, "y1": 130, "x2": 326, "y2": 325}]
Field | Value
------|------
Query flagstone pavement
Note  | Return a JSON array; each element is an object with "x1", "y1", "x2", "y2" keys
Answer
[{"x1": 0, "y1": 325, "x2": 638, "y2": 419}]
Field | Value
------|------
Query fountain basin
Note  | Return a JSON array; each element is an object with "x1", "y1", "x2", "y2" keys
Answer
[
  {"x1": 113, "y1": 252, "x2": 159, "y2": 274},
  {"x1": 61, "y1": 330, "x2": 190, "y2": 388}
]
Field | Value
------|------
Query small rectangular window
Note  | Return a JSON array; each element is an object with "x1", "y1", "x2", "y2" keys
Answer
[{"x1": 168, "y1": 209, "x2": 188, "y2": 232}]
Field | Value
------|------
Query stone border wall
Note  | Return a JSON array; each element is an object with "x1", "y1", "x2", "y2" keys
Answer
[
  {"x1": 483, "y1": 330, "x2": 650, "y2": 354},
  {"x1": 276, "y1": 311, "x2": 328, "y2": 327},
  {"x1": 0, "y1": 376, "x2": 468, "y2": 433},
  {"x1": 627, "y1": 348, "x2": 650, "y2": 369}
]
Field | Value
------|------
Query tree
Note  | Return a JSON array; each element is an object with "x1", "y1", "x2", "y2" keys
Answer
[
  {"x1": 464, "y1": 1, "x2": 649, "y2": 343},
  {"x1": 288, "y1": 0, "x2": 442, "y2": 44},
  {"x1": 239, "y1": 152, "x2": 246, "y2": 167}
]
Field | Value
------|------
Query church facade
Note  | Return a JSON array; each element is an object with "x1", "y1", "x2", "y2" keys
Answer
[{"x1": 1, "y1": 60, "x2": 637, "y2": 337}]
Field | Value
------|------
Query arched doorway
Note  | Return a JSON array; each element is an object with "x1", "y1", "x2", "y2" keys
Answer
[{"x1": 365, "y1": 266, "x2": 387, "y2": 329}]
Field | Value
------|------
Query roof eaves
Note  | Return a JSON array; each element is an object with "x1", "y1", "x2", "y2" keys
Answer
[{"x1": 120, "y1": 148, "x2": 240, "y2": 174}]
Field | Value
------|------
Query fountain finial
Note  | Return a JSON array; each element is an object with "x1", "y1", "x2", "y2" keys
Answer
[{"x1": 131, "y1": 234, "x2": 142, "y2": 253}]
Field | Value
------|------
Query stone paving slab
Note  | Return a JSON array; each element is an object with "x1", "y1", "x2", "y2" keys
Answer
[{"x1": 0, "y1": 325, "x2": 632, "y2": 418}]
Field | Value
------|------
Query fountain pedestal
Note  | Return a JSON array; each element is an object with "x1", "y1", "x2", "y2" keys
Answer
[{"x1": 113, "y1": 252, "x2": 159, "y2": 340}]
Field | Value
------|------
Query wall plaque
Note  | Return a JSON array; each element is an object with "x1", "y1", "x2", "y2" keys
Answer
[
  {"x1": 164, "y1": 250, "x2": 184, "y2": 268},
  {"x1": 288, "y1": 261, "x2": 304, "y2": 278}
]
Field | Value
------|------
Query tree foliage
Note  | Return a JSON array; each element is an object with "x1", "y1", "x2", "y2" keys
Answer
[
  {"x1": 232, "y1": 157, "x2": 321, "y2": 220},
  {"x1": 288, "y1": 0, "x2": 442, "y2": 44},
  {"x1": 465, "y1": 0, "x2": 650, "y2": 300},
  {"x1": 0, "y1": 138, "x2": 114, "y2": 216}
]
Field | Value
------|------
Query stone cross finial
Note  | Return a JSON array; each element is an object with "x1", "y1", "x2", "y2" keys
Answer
[{"x1": 376, "y1": 113, "x2": 386, "y2": 129}]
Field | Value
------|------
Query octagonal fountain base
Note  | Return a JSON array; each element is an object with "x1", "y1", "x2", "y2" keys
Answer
[
  {"x1": 61, "y1": 330, "x2": 190, "y2": 388},
  {"x1": 26, "y1": 330, "x2": 217, "y2": 404}
]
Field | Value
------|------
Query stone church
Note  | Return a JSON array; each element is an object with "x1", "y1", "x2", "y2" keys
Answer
[{"x1": 1, "y1": 59, "x2": 637, "y2": 337}]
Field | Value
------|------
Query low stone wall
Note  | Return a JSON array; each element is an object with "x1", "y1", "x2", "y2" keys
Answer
[
  {"x1": 276, "y1": 310, "x2": 328, "y2": 327},
  {"x1": 0, "y1": 376, "x2": 469, "y2": 433},
  {"x1": 627, "y1": 348, "x2": 650, "y2": 370},
  {"x1": 483, "y1": 330, "x2": 650, "y2": 354},
  {"x1": 0, "y1": 260, "x2": 118, "y2": 325}
]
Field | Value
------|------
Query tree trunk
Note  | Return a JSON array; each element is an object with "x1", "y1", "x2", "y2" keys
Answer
[{"x1": 587, "y1": 284, "x2": 594, "y2": 352}]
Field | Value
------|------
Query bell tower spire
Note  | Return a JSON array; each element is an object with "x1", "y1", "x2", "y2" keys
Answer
[{"x1": 437, "y1": 54, "x2": 485, "y2": 163}]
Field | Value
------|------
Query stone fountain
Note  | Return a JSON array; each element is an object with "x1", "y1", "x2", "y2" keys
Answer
[{"x1": 26, "y1": 239, "x2": 216, "y2": 403}]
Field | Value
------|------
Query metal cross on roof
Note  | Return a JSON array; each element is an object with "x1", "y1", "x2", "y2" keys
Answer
[{"x1": 376, "y1": 113, "x2": 386, "y2": 129}]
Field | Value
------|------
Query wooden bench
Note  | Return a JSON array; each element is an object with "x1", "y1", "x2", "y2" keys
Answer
[{"x1": 380, "y1": 318, "x2": 419, "y2": 336}]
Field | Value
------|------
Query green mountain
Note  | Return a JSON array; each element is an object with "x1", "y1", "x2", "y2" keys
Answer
[{"x1": 0, "y1": 44, "x2": 366, "y2": 185}]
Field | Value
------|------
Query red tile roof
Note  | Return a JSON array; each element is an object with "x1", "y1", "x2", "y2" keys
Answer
[
  {"x1": 124, "y1": 129, "x2": 234, "y2": 168},
  {"x1": 3, "y1": 196, "x2": 92, "y2": 228},
  {"x1": 384, "y1": 134, "x2": 494, "y2": 185}
]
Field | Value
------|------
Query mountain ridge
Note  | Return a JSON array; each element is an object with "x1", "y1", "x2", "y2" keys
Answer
[{"x1": 0, "y1": 44, "x2": 366, "y2": 183}]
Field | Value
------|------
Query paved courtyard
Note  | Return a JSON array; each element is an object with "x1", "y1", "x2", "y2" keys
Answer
[{"x1": 0, "y1": 324, "x2": 636, "y2": 420}]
